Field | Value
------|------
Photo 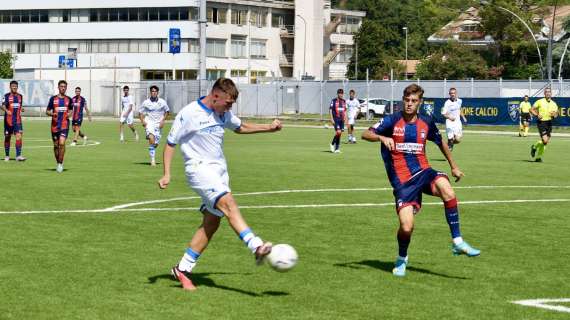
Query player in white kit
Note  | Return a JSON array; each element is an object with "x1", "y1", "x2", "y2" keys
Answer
[
  {"x1": 346, "y1": 89, "x2": 360, "y2": 143},
  {"x1": 158, "y1": 78, "x2": 282, "y2": 291},
  {"x1": 139, "y1": 85, "x2": 169, "y2": 166},
  {"x1": 119, "y1": 86, "x2": 139, "y2": 142},
  {"x1": 441, "y1": 88, "x2": 467, "y2": 151}
]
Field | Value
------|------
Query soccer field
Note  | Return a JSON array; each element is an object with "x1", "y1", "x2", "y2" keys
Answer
[{"x1": 1, "y1": 119, "x2": 569, "y2": 319}]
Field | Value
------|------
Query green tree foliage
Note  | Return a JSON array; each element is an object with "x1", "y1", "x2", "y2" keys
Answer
[
  {"x1": 0, "y1": 51, "x2": 14, "y2": 79},
  {"x1": 415, "y1": 43, "x2": 489, "y2": 79}
]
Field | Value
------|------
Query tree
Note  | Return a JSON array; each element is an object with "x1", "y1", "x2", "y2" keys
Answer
[
  {"x1": 0, "y1": 51, "x2": 14, "y2": 79},
  {"x1": 415, "y1": 43, "x2": 489, "y2": 79}
]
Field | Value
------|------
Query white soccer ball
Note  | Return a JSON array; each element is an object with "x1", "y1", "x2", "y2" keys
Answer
[{"x1": 267, "y1": 244, "x2": 298, "y2": 272}]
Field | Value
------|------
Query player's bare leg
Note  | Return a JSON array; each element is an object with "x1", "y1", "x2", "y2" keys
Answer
[
  {"x1": 432, "y1": 178, "x2": 480, "y2": 257},
  {"x1": 128, "y1": 124, "x2": 139, "y2": 141},
  {"x1": 216, "y1": 193, "x2": 272, "y2": 264}
]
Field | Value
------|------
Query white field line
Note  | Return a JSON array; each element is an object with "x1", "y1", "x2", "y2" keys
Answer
[
  {"x1": 3, "y1": 198, "x2": 570, "y2": 215},
  {"x1": 24, "y1": 140, "x2": 101, "y2": 149},
  {"x1": 105, "y1": 185, "x2": 570, "y2": 211},
  {"x1": 512, "y1": 299, "x2": 570, "y2": 313}
]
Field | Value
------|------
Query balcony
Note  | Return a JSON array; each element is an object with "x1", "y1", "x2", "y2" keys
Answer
[
  {"x1": 279, "y1": 53, "x2": 294, "y2": 67},
  {"x1": 279, "y1": 25, "x2": 294, "y2": 38}
]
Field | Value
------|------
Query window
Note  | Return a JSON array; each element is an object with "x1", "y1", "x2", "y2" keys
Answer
[
  {"x1": 250, "y1": 9, "x2": 266, "y2": 27},
  {"x1": 335, "y1": 45, "x2": 353, "y2": 63},
  {"x1": 207, "y1": 69, "x2": 226, "y2": 80},
  {"x1": 188, "y1": 39, "x2": 200, "y2": 53},
  {"x1": 250, "y1": 39, "x2": 266, "y2": 59},
  {"x1": 128, "y1": 8, "x2": 139, "y2": 21},
  {"x1": 250, "y1": 70, "x2": 267, "y2": 83},
  {"x1": 40, "y1": 11, "x2": 48, "y2": 22},
  {"x1": 149, "y1": 9, "x2": 158, "y2": 21},
  {"x1": 187, "y1": 7, "x2": 198, "y2": 21},
  {"x1": 159, "y1": 8, "x2": 169, "y2": 21},
  {"x1": 231, "y1": 9, "x2": 247, "y2": 25},
  {"x1": 207, "y1": 7, "x2": 227, "y2": 24},
  {"x1": 231, "y1": 70, "x2": 247, "y2": 77},
  {"x1": 90, "y1": 10, "x2": 99, "y2": 22},
  {"x1": 119, "y1": 9, "x2": 129, "y2": 22},
  {"x1": 231, "y1": 36, "x2": 246, "y2": 58},
  {"x1": 16, "y1": 41, "x2": 25, "y2": 53},
  {"x1": 207, "y1": 39, "x2": 226, "y2": 57}
]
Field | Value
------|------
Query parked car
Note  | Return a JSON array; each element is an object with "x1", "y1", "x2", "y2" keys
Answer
[{"x1": 357, "y1": 98, "x2": 403, "y2": 119}]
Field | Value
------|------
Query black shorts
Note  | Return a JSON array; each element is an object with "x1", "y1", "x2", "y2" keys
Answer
[
  {"x1": 520, "y1": 113, "x2": 531, "y2": 123},
  {"x1": 537, "y1": 120, "x2": 552, "y2": 137},
  {"x1": 333, "y1": 119, "x2": 345, "y2": 131},
  {"x1": 51, "y1": 129, "x2": 69, "y2": 141},
  {"x1": 72, "y1": 119, "x2": 83, "y2": 127}
]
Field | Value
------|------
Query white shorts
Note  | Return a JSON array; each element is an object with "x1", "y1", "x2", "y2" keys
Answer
[
  {"x1": 185, "y1": 161, "x2": 230, "y2": 217},
  {"x1": 446, "y1": 124, "x2": 463, "y2": 140},
  {"x1": 145, "y1": 122, "x2": 162, "y2": 144},
  {"x1": 120, "y1": 112, "x2": 134, "y2": 125},
  {"x1": 348, "y1": 111, "x2": 358, "y2": 125}
]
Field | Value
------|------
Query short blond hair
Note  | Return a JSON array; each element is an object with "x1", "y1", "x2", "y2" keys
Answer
[{"x1": 212, "y1": 78, "x2": 239, "y2": 100}]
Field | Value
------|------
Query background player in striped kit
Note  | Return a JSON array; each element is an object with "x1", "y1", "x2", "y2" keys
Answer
[
  {"x1": 2, "y1": 80, "x2": 26, "y2": 161},
  {"x1": 46, "y1": 80, "x2": 73, "y2": 173},
  {"x1": 329, "y1": 88, "x2": 347, "y2": 153},
  {"x1": 362, "y1": 84, "x2": 480, "y2": 277},
  {"x1": 70, "y1": 87, "x2": 92, "y2": 146}
]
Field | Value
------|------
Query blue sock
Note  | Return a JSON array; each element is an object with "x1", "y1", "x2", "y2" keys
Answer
[
  {"x1": 239, "y1": 228, "x2": 263, "y2": 253},
  {"x1": 149, "y1": 145, "x2": 155, "y2": 159},
  {"x1": 397, "y1": 232, "x2": 411, "y2": 258},
  {"x1": 444, "y1": 198, "x2": 462, "y2": 239}
]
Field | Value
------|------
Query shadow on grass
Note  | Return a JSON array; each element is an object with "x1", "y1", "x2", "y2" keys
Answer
[
  {"x1": 334, "y1": 260, "x2": 469, "y2": 280},
  {"x1": 44, "y1": 168, "x2": 69, "y2": 172},
  {"x1": 147, "y1": 272, "x2": 289, "y2": 297},
  {"x1": 133, "y1": 162, "x2": 161, "y2": 166},
  {"x1": 431, "y1": 158, "x2": 448, "y2": 162}
]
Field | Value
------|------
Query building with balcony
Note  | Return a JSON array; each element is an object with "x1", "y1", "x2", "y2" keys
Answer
[{"x1": 0, "y1": 0, "x2": 364, "y2": 83}]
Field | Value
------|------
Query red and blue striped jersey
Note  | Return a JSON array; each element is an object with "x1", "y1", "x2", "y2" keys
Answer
[
  {"x1": 3, "y1": 93, "x2": 23, "y2": 127},
  {"x1": 72, "y1": 96, "x2": 86, "y2": 121},
  {"x1": 47, "y1": 95, "x2": 73, "y2": 133},
  {"x1": 371, "y1": 112, "x2": 443, "y2": 189},
  {"x1": 329, "y1": 98, "x2": 346, "y2": 120}
]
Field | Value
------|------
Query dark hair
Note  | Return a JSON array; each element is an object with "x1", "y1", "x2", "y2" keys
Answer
[
  {"x1": 75, "y1": 87, "x2": 81, "y2": 91},
  {"x1": 349, "y1": 89, "x2": 355, "y2": 94},
  {"x1": 150, "y1": 85, "x2": 159, "y2": 92},
  {"x1": 524, "y1": 95, "x2": 529, "y2": 98},
  {"x1": 403, "y1": 84, "x2": 424, "y2": 99},
  {"x1": 337, "y1": 88, "x2": 344, "y2": 94},
  {"x1": 123, "y1": 85, "x2": 130, "y2": 90},
  {"x1": 58, "y1": 80, "x2": 67, "y2": 86},
  {"x1": 212, "y1": 78, "x2": 239, "y2": 100},
  {"x1": 449, "y1": 87, "x2": 457, "y2": 92},
  {"x1": 9, "y1": 80, "x2": 18, "y2": 86}
]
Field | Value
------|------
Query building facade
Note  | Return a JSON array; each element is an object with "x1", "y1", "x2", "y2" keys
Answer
[{"x1": 0, "y1": 0, "x2": 364, "y2": 82}]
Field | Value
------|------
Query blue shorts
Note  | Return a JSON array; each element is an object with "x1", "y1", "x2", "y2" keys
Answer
[
  {"x1": 72, "y1": 119, "x2": 83, "y2": 127},
  {"x1": 393, "y1": 168, "x2": 449, "y2": 214},
  {"x1": 51, "y1": 129, "x2": 69, "y2": 141},
  {"x1": 333, "y1": 119, "x2": 345, "y2": 131},
  {"x1": 4, "y1": 124, "x2": 23, "y2": 135}
]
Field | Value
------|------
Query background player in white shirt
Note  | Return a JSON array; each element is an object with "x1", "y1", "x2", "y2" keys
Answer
[
  {"x1": 158, "y1": 78, "x2": 282, "y2": 291},
  {"x1": 346, "y1": 89, "x2": 360, "y2": 143},
  {"x1": 441, "y1": 88, "x2": 467, "y2": 151},
  {"x1": 139, "y1": 85, "x2": 169, "y2": 166},
  {"x1": 119, "y1": 86, "x2": 139, "y2": 142}
]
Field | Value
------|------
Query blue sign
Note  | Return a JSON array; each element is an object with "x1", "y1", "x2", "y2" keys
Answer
[
  {"x1": 58, "y1": 55, "x2": 66, "y2": 68},
  {"x1": 169, "y1": 28, "x2": 181, "y2": 54},
  {"x1": 420, "y1": 98, "x2": 570, "y2": 126},
  {"x1": 67, "y1": 59, "x2": 75, "y2": 68}
]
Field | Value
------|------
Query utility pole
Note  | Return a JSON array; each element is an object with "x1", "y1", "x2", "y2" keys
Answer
[{"x1": 547, "y1": 0, "x2": 558, "y2": 81}]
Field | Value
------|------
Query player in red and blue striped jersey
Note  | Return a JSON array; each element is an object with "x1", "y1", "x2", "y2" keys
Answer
[
  {"x1": 362, "y1": 84, "x2": 480, "y2": 277},
  {"x1": 329, "y1": 88, "x2": 347, "y2": 153},
  {"x1": 46, "y1": 80, "x2": 73, "y2": 173},
  {"x1": 70, "y1": 87, "x2": 92, "y2": 146},
  {"x1": 2, "y1": 81, "x2": 26, "y2": 161}
]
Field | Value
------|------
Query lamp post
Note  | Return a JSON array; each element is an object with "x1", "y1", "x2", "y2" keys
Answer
[
  {"x1": 296, "y1": 14, "x2": 307, "y2": 79},
  {"x1": 403, "y1": 26, "x2": 408, "y2": 80},
  {"x1": 480, "y1": 0, "x2": 545, "y2": 79}
]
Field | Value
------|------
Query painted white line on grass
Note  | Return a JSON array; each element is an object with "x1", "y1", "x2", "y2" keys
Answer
[
  {"x1": 512, "y1": 299, "x2": 570, "y2": 313},
  {"x1": 3, "y1": 198, "x2": 570, "y2": 215},
  {"x1": 104, "y1": 185, "x2": 570, "y2": 211},
  {"x1": 24, "y1": 140, "x2": 101, "y2": 149}
]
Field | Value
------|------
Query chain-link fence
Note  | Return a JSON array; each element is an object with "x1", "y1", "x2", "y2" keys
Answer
[{"x1": 5, "y1": 78, "x2": 570, "y2": 117}]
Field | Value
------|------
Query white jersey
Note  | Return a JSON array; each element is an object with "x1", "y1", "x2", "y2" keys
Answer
[
  {"x1": 347, "y1": 98, "x2": 360, "y2": 117},
  {"x1": 167, "y1": 99, "x2": 241, "y2": 166},
  {"x1": 121, "y1": 95, "x2": 135, "y2": 114},
  {"x1": 139, "y1": 97, "x2": 169, "y2": 124},
  {"x1": 442, "y1": 98, "x2": 462, "y2": 127}
]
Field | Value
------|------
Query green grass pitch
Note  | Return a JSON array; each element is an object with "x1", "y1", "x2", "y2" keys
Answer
[{"x1": 1, "y1": 119, "x2": 569, "y2": 319}]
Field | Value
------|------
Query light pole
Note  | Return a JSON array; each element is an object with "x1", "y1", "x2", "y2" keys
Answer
[
  {"x1": 546, "y1": 0, "x2": 558, "y2": 81},
  {"x1": 296, "y1": 14, "x2": 307, "y2": 79},
  {"x1": 480, "y1": 1, "x2": 545, "y2": 79},
  {"x1": 403, "y1": 26, "x2": 408, "y2": 80}
]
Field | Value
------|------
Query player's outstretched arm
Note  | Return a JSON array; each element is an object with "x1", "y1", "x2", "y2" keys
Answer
[
  {"x1": 236, "y1": 119, "x2": 282, "y2": 134},
  {"x1": 438, "y1": 142, "x2": 464, "y2": 182},
  {"x1": 362, "y1": 129, "x2": 394, "y2": 150},
  {"x1": 158, "y1": 144, "x2": 176, "y2": 189}
]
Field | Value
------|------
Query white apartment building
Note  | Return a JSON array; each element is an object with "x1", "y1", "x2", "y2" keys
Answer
[{"x1": 0, "y1": 0, "x2": 364, "y2": 82}]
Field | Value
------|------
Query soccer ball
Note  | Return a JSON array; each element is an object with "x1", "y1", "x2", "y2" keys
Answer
[{"x1": 266, "y1": 244, "x2": 298, "y2": 272}]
